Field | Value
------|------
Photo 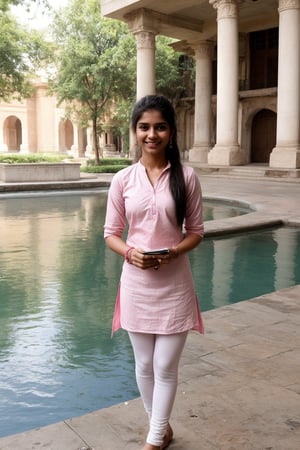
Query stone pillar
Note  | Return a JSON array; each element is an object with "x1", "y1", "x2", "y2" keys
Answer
[
  {"x1": 85, "y1": 127, "x2": 93, "y2": 158},
  {"x1": 77, "y1": 127, "x2": 86, "y2": 157},
  {"x1": 0, "y1": 126, "x2": 7, "y2": 152},
  {"x1": 134, "y1": 30, "x2": 156, "y2": 100},
  {"x1": 208, "y1": 0, "x2": 245, "y2": 165},
  {"x1": 189, "y1": 41, "x2": 214, "y2": 163},
  {"x1": 128, "y1": 29, "x2": 156, "y2": 157},
  {"x1": 270, "y1": 0, "x2": 300, "y2": 168},
  {"x1": 55, "y1": 108, "x2": 63, "y2": 152},
  {"x1": 70, "y1": 124, "x2": 79, "y2": 157},
  {"x1": 107, "y1": 131, "x2": 114, "y2": 144},
  {"x1": 125, "y1": 10, "x2": 158, "y2": 157},
  {"x1": 20, "y1": 131, "x2": 29, "y2": 153}
]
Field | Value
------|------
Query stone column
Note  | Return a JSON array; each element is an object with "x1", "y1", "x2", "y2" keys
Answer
[
  {"x1": 70, "y1": 124, "x2": 79, "y2": 157},
  {"x1": 134, "y1": 30, "x2": 156, "y2": 100},
  {"x1": 107, "y1": 131, "x2": 114, "y2": 144},
  {"x1": 0, "y1": 126, "x2": 7, "y2": 152},
  {"x1": 55, "y1": 108, "x2": 63, "y2": 152},
  {"x1": 189, "y1": 41, "x2": 214, "y2": 163},
  {"x1": 20, "y1": 127, "x2": 29, "y2": 154},
  {"x1": 127, "y1": 29, "x2": 156, "y2": 157},
  {"x1": 125, "y1": 10, "x2": 158, "y2": 157},
  {"x1": 208, "y1": 0, "x2": 245, "y2": 165},
  {"x1": 270, "y1": 0, "x2": 300, "y2": 168},
  {"x1": 77, "y1": 127, "x2": 86, "y2": 157},
  {"x1": 85, "y1": 127, "x2": 93, "y2": 158}
]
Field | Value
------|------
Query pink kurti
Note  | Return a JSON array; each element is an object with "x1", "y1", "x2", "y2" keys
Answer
[{"x1": 104, "y1": 161, "x2": 204, "y2": 335}]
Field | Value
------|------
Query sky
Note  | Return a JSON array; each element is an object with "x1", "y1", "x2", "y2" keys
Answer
[{"x1": 11, "y1": 0, "x2": 69, "y2": 30}]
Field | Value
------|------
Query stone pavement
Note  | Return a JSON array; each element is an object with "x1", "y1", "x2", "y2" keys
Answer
[
  {"x1": 0, "y1": 173, "x2": 299, "y2": 450},
  {"x1": 0, "y1": 286, "x2": 299, "y2": 450}
]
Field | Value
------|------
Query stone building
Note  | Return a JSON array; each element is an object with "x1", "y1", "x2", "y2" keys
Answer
[
  {"x1": 0, "y1": 80, "x2": 119, "y2": 158},
  {"x1": 101, "y1": 0, "x2": 300, "y2": 169}
]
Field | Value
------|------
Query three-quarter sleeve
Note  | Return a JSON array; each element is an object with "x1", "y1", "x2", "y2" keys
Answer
[
  {"x1": 104, "y1": 173, "x2": 126, "y2": 239},
  {"x1": 184, "y1": 168, "x2": 204, "y2": 237}
]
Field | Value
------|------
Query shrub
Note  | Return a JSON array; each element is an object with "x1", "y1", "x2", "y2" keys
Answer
[
  {"x1": 81, "y1": 165, "x2": 130, "y2": 173},
  {"x1": 0, "y1": 154, "x2": 71, "y2": 164},
  {"x1": 87, "y1": 158, "x2": 131, "y2": 167}
]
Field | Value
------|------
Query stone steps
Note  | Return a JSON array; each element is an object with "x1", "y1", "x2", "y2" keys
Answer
[{"x1": 191, "y1": 164, "x2": 300, "y2": 180}]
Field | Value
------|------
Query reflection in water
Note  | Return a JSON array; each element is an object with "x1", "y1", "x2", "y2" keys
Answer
[
  {"x1": 202, "y1": 200, "x2": 249, "y2": 221},
  {"x1": 190, "y1": 227, "x2": 300, "y2": 311},
  {"x1": 0, "y1": 192, "x2": 136, "y2": 437},
  {"x1": 0, "y1": 191, "x2": 299, "y2": 437}
]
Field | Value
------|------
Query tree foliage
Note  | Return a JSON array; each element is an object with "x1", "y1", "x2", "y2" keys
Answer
[
  {"x1": 1, "y1": 0, "x2": 190, "y2": 157},
  {"x1": 0, "y1": 1, "x2": 54, "y2": 100},
  {"x1": 0, "y1": 0, "x2": 48, "y2": 12},
  {"x1": 156, "y1": 36, "x2": 185, "y2": 100},
  {"x1": 50, "y1": 0, "x2": 135, "y2": 163}
]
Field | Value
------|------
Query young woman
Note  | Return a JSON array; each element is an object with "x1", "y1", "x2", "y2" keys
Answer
[{"x1": 104, "y1": 95, "x2": 204, "y2": 450}]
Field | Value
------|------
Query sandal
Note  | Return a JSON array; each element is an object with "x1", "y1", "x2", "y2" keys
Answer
[{"x1": 160, "y1": 424, "x2": 173, "y2": 450}]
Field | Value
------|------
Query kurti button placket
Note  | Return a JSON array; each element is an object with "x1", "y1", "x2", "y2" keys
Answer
[{"x1": 151, "y1": 187, "x2": 157, "y2": 217}]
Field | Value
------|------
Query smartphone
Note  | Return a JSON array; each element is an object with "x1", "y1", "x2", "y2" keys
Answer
[{"x1": 143, "y1": 248, "x2": 170, "y2": 255}]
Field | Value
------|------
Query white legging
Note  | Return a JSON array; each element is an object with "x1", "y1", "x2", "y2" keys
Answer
[{"x1": 128, "y1": 331, "x2": 188, "y2": 447}]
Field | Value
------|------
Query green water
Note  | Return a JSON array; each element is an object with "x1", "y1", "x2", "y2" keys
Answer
[{"x1": 0, "y1": 191, "x2": 299, "y2": 437}]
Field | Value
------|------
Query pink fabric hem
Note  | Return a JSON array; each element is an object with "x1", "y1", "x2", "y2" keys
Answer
[
  {"x1": 194, "y1": 295, "x2": 205, "y2": 334},
  {"x1": 111, "y1": 285, "x2": 204, "y2": 336},
  {"x1": 111, "y1": 284, "x2": 121, "y2": 336}
]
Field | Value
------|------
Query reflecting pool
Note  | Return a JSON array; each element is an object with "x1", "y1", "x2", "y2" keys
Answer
[{"x1": 0, "y1": 191, "x2": 299, "y2": 438}]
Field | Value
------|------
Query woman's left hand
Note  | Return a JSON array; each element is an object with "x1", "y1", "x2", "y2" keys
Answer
[{"x1": 128, "y1": 248, "x2": 175, "y2": 270}]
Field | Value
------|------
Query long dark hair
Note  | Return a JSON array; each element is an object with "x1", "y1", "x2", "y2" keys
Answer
[{"x1": 131, "y1": 95, "x2": 186, "y2": 227}]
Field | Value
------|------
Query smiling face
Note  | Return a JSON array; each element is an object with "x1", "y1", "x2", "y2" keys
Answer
[{"x1": 136, "y1": 109, "x2": 172, "y2": 159}]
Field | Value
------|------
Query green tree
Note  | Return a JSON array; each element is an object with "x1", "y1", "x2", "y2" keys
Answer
[
  {"x1": 0, "y1": 1, "x2": 54, "y2": 100},
  {"x1": 1, "y1": 0, "x2": 24, "y2": 11},
  {"x1": 156, "y1": 35, "x2": 186, "y2": 100},
  {"x1": 50, "y1": 0, "x2": 135, "y2": 164},
  {"x1": 106, "y1": 36, "x2": 187, "y2": 156}
]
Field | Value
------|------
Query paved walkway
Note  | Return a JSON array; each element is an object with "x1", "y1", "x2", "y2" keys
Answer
[{"x1": 0, "y1": 173, "x2": 299, "y2": 450}]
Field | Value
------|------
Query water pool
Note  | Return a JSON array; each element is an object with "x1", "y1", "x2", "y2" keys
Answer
[{"x1": 0, "y1": 191, "x2": 299, "y2": 437}]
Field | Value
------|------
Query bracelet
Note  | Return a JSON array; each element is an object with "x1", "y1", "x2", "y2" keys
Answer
[{"x1": 125, "y1": 246, "x2": 134, "y2": 264}]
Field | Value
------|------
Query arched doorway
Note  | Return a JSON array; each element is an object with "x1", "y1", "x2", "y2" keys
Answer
[
  {"x1": 3, "y1": 116, "x2": 22, "y2": 152},
  {"x1": 251, "y1": 109, "x2": 276, "y2": 163},
  {"x1": 59, "y1": 119, "x2": 74, "y2": 152},
  {"x1": 65, "y1": 120, "x2": 74, "y2": 150}
]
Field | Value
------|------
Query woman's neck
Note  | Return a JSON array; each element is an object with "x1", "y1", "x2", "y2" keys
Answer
[
  {"x1": 140, "y1": 155, "x2": 169, "y2": 186},
  {"x1": 140, "y1": 154, "x2": 168, "y2": 170}
]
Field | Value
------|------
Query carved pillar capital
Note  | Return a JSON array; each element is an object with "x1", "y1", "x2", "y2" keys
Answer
[
  {"x1": 209, "y1": 0, "x2": 242, "y2": 19},
  {"x1": 193, "y1": 41, "x2": 214, "y2": 60},
  {"x1": 278, "y1": 0, "x2": 300, "y2": 12},
  {"x1": 134, "y1": 30, "x2": 156, "y2": 50}
]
